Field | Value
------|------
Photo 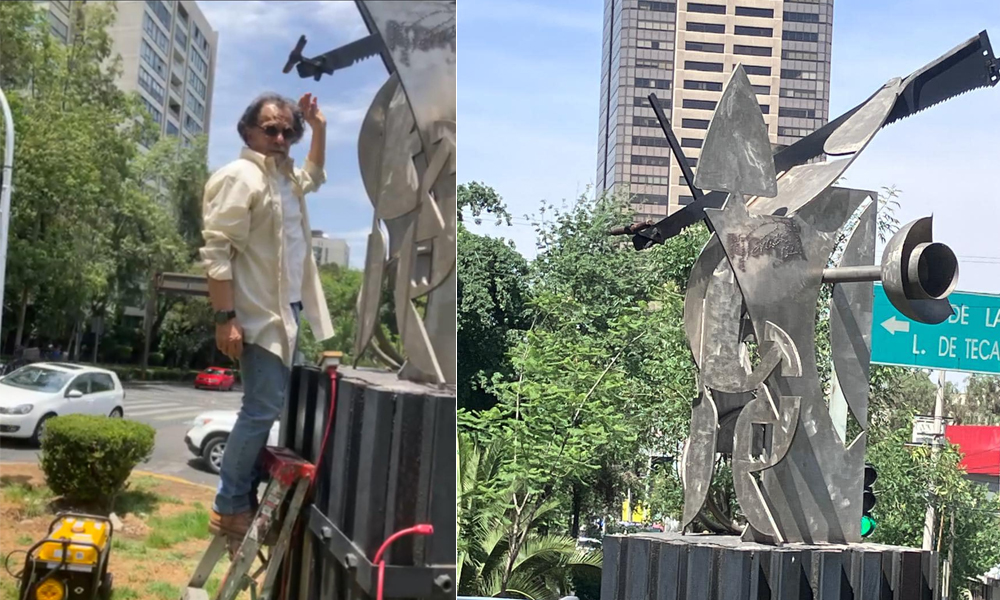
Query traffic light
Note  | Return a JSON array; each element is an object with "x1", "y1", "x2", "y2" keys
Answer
[{"x1": 861, "y1": 463, "x2": 877, "y2": 537}]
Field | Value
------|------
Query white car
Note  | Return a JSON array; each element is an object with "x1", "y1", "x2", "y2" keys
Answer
[
  {"x1": 185, "y1": 411, "x2": 280, "y2": 474},
  {"x1": 0, "y1": 363, "x2": 125, "y2": 445}
]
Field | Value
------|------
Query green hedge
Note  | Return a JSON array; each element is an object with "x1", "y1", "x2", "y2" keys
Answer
[
  {"x1": 102, "y1": 365, "x2": 203, "y2": 383},
  {"x1": 40, "y1": 415, "x2": 155, "y2": 507}
]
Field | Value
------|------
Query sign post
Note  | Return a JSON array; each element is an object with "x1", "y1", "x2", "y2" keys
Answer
[{"x1": 871, "y1": 283, "x2": 1000, "y2": 374}]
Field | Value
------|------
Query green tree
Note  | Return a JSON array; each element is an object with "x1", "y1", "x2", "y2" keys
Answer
[{"x1": 952, "y1": 374, "x2": 1000, "y2": 425}]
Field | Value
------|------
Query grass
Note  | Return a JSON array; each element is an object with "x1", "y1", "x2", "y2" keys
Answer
[
  {"x1": 111, "y1": 588, "x2": 141, "y2": 599},
  {"x1": 112, "y1": 537, "x2": 150, "y2": 558},
  {"x1": 145, "y1": 581, "x2": 181, "y2": 600},
  {"x1": 0, "y1": 477, "x2": 54, "y2": 518},
  {"x1": 145, "y1": 509, "x2": 211, "y2": 549},
  {"x1": 16, "y1": 535, "x2": 33, "y2": 546}
]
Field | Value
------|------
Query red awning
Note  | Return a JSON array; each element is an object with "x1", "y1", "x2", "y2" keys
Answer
[{"x1": 944, "y1": 425, "x2": 1000, "y2": 477}]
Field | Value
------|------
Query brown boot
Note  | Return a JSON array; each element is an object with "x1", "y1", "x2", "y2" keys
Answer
[{"x1": 209, "y1": 510, "x2": 254, "y2": 538}]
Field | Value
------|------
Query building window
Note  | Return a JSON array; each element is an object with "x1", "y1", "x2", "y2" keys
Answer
[
  {"x1": 631, "y1": 174, "x2": 673, "y2": 186},
  {"x1": 779, "y1": 107, "x2": 817, "y2": 119},
  {"x1": 684, "y1": 80, "x2": 723, "y2": 91},
  {"x1": 140, "y1": 40, "x2": 167, "y2": 80},
  {"x1": 193, "y1": 25, "x2": 210, "y2": 53},
  {"x1": 634, "y1": 135, "x2": 670, "y2": 148},
  {"x1": 735, "y1": 6, "x2": 773, "y2": 17},
  {"x1": 679, "y1": 195, "x2": 696, "y2": 205},
  {"x1": 140, "y1": 97, "x2": 162, "y2": 124},
  {"x1": 142, "y1": 13, "x2": 169, "y2": 54},
  {"x1": 687, "y1": 21, "x2": 725, "y2": 33},
  {"x1": 631, "y1": 154, "x2": 671, "y2": 167},
  {"x1": 682, "y1": 118, "x2": 710, "y2": 129},
  {"x1": 784, "y1": 11, "x2": 821, "y2": 23},
  {"x1": 636, "y1": 59, "x2": 672, "y2": 70},
  {"x1": 638, "y1": 20, "x2": 674, "y2": 31},
  {"x1": 186, "y1": 91, "x2": 205, "y2": 120},
  {"x1": 780, "y1": 87, "x2": 818, "y2": 99},
  {"x1": 759, "y1": 104, "x2": 770, "y2": 114},
  {"x1": 634, "y1": 193, "x2": 671, "y2": 205},
  {"x1": 138, "y1": 67, "x2": 165, "y2": 103},
  {"x1": 781, "y1": 69, "x2": 818, "y2": 80},
  {"x1": 636, "y1": 40, "x2": 667, "y2": 50},
  {"x1": 686, "y1": 40, "x2": 724, "y2": 53},
  {"x1": 778, "y1": 126, "x2": 814, "y2": 137},
  {"x1": 742, "y1": 65, "x2": 771, "y2": 76},
  {"x1": 734, "y1": 44, "x2": 772, "y2": 57},
  {"x1": 166, "y1": 121, "x2": 179, "y2": 137},
  {"x1": 47, "y1": 11, "x2": 69, "y2": 42},
  {"x1": 687, "y1": 3, "x2": 726, "y2": 14},
  {"x1": 635, "y1": 77, "x2": 672, "y2": 90},
  {"x1": 190, "y1": 51, "x2": 209, "y2": 78},
  {"x1": 683, "y1": 99, "x2": 717, "y2": 110},
  {"x1": 188, "y1": 70, "x2": 207, "y2": 99},
  {"x1": 638, "y1": 0, "x2": 676, "y2": 11},
  {"x1": 782, "y1": 49, "x2": 820, "y2": 61},
  {"x1": 681, "y1": 137, "x2": 703, "y2": 148},
  {"x1": 783, "y1": 31, "x2": 820, "y2": 42},
  {"x1": 752, "y1": 84, "x2": 770, "y2": 95},
  {"x1": 184, "y1": 114, "x2": 202, "y2": 134},
  {"x1": 175, "y1": 25, "x2": 188, "y2": 49},
  {"x1": 685, "y1": 60, "x2": 724, "y2": 72},
  {"x1": 633, "y1": 116, "x2": 662, "y2": 128},
  {"x1": 734, "y1": 25, "x2": 773, "y2": 37},
  {"x1": 145, "y1": 0, "x2": 171, "y2": 30}
]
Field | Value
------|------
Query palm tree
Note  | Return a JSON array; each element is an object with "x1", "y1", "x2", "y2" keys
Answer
[{"x1": 459, "y1": 433, "x2": 602, "y2": 599}]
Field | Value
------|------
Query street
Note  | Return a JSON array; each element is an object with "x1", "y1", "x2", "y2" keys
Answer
[{"x1": 0, "y1": 382, "x2": 243, "y2": 487}]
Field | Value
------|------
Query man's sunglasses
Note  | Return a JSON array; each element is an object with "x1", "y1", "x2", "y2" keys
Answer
[{"x1": 256, "y1": 124, "x2": 299, "y2": 141}]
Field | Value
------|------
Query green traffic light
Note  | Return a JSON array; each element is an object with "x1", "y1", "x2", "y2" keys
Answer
[{"x1": 861, "y1": 515, "x2": 876, "y2": 537}]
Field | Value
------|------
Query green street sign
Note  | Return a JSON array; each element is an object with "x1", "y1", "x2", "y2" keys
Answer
[{"x1": 871, "y1": 284, "x2": 1000, "y2": 374}]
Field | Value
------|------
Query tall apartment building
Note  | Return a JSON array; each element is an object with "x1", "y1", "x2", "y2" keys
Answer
[
  {"x1": 36, "y1": 0, "x2": 217, "y2": 148},
  {"x1": 311, "y1": 231, "x2": 351, "y2": 269},
  {"x1": 596, "y1": 0, "x2": 833, "y2": 220}
]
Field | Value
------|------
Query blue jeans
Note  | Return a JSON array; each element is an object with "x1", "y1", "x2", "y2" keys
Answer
[{"x1": 213, "y1": 303, "x2": 302, "y2": 514}]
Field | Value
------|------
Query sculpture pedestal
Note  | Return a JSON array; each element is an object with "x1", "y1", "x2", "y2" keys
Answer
[
  {"x1": 600, "y1": 532, "x2": 938, "y2": 600},
  {"x1": 280, "y1": 366, "x2": 457, "y2": 600}
]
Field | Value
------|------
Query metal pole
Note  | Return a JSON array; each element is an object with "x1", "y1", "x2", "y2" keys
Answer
[
  {"x1": 821, "y1": 265, "x2": 882, "y2": 284},
  {"x1": 922, "y1": 369, "x2": 947, "y2": 550},
  {"x1": 0, "y1": 85, "x2": 15, "y2": 349}
]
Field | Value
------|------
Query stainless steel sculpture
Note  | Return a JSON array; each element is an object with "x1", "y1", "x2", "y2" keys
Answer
[
  {"x1": 622, "y1": 32, "x2": 997, "y2": 544},
  {"x1": 285, "y1": 1, "x2": 457, "y2": 386}
]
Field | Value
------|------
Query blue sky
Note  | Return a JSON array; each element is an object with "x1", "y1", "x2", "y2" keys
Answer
[
  {"x1": 459, "y1": 0, "x2": 1000, "y2": 295},
  {"x1": 198, "y1": 0, "x2": 382, "y2": 269}
]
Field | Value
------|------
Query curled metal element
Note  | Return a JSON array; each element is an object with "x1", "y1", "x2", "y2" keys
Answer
[
  {"x1": 732, "y1": 383, "x2": 801, "y2": 542},
  {"x1": 681, "y1": 390, "x2": 720, "y2": 530},
  {"x1": 880, "y1": 216, "x2": 958, "y2": 324},
  {"x1": 823, "y1": 80, "x2": 902, "y2": 156},
  {"x1": 763, "y1": 321, "x2": 802, "y2": 378}
]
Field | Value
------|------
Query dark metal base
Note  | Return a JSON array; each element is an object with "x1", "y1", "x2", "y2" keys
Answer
[{"x1": 600, "y1": 533, "x2": 938, "y2": 600}]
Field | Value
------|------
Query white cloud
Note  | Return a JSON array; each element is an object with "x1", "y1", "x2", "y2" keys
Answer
[{"x1": 198, "y1": 1, "x2": 363, "y2": 42}]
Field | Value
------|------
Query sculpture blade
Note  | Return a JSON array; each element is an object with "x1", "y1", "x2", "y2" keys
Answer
[
  {"x1": 885, "y1": 30, "x2": 999, "y2": 125},
  {"x1": 694, "y1": 65, "x2": 777, "y2": 198}
]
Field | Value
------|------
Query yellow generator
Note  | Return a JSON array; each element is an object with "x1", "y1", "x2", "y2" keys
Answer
[{"x1": 12, "y1": 513, "x2": 114, "y2": 600}]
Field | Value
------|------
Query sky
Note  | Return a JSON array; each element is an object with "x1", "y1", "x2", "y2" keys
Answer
[
  {"x1": 197, "y1": 0, "x2": 384, "y2": 269},
  {"x1": 459, "y1": 0, "x2": 1000, "y2": 296}
]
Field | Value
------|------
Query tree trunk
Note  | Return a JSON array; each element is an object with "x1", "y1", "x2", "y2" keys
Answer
[
  {"x1": 571, "y1": 483, "x2": 582, "y2": 539},
  {"x1": 141, "y1": 271, "x2": 156, "y2": 375},
  {"x1": 14, "y1": 287, "x2": 29, "y2": 348}
]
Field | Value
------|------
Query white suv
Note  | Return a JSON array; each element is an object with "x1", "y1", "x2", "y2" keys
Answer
[
  {"x1": 185, "y1": 411, "x2": 280, "y2": 474},
  {"x1": 0, "y1": 363, "x2": 125, "y2": 445}
]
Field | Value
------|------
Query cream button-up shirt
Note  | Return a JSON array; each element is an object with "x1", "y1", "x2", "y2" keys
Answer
[{"x1": 199, "y1": 147, "x2": 335, "y2": 366}]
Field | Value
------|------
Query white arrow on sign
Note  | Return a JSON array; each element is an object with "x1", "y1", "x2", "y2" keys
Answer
[{"x1": 881, "y1": 316, "x2": 911, "y2": 335}]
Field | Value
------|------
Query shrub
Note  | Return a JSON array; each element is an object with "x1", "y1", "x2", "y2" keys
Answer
[
  {"x1": 149, "y1": 352, "x2": 165, "y2": 366},
  {"x1": 40, "y1": 415, "x2": 155, "y2": 508}
]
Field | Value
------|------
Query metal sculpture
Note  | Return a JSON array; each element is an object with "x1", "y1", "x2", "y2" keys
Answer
[
  {"x1": 285, "y1": 1, "x2": 457, "y2": 386},
  {"x1": 617, "y1": 31, "x2": 997, "y2": 544}
]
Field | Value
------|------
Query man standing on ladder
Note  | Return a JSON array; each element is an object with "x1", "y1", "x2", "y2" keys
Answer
[{"x1": 199, "y1": 91, "x2": 334, "y2": 554}]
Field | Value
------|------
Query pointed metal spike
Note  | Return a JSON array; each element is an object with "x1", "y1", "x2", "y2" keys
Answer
[{"x1": 695, "y1": 65, "x2": 778, "y2": 198}]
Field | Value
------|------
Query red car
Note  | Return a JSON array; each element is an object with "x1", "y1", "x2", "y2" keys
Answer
[{"x1": 195, "y1": 367, "x2": 236, "y2": 391}]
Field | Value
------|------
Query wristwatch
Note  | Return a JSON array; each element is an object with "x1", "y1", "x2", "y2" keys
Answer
[{"x1": 214, "y1": 310, "x2": 237, "y2": 325}]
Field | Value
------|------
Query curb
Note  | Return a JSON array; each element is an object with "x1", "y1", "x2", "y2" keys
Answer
[{"x1": 0, "y1": 462, "x2": 217, "y2": 492}]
